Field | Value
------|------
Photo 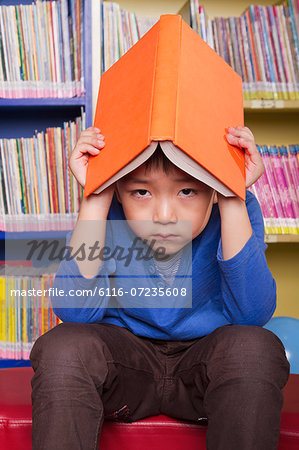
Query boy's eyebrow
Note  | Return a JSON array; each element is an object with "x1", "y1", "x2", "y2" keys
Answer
[
  {"x1": 173, "y1": 177, "x2": 198, "y2": 183},
  {"x1": 127, "y1": 178, "x2": 150, "y2": 184}
]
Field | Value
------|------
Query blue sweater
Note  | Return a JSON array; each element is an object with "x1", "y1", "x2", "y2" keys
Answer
[{"x1": 51, "y1": 191, "x2": 276, "y2": 340}]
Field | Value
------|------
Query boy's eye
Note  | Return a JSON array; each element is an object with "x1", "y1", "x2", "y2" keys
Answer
[
  {"x1": 179, "y1": 188, "x2": 197, "y2": 197},
  {"x1": 132, "y1": 189, "x2": 150, "y2": 197}
]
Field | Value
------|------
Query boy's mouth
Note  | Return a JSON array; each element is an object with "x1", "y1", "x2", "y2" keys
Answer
[{"x1": 152, "y1": 234, "x2": 179, "y2": 240}]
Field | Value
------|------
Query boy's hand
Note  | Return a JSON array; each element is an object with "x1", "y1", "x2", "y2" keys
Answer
[
  {"x1": 226, "y1": 126, "x2": 264, "y2": 188},
  {"x1": 69, "y1": 126, "x2": 105, "y2": 187}
]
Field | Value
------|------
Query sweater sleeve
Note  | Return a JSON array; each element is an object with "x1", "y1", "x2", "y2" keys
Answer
[
  {"x1": 217, "y1": 190, "x2": 276, "y2": 326},
  {"x1": 51, "y1": 222, "x2": 116, "y2": 323}
]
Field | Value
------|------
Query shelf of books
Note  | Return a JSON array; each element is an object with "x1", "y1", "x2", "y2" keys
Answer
[
  {"x1": 0, "y1": 0, "x2": 91, "y2": 365},
  {"x1": 0, "y1": 0, "x2": 298, "y2": 364},
  {"x1": 0, "y1": 0, "x2": 92, "y2": 234}
]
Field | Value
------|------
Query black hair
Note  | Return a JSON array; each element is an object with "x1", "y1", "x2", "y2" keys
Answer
[{"x1": 144, "y1": 143, "x2": 175, "y2": 174}]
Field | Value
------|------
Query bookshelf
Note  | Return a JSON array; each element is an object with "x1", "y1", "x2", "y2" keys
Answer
[
  {"x1": 0, "y1": 0, "x2": 93, "y2": 365},
  {"x1": 96, "y1": 0, "x2": 299, "y2": 320},
  {"x1": 0, "y1": 0, "x2": 93, "y2": 135},
  {"x1": 0, "y1": 0, "x2": 92, "y2": 238}
]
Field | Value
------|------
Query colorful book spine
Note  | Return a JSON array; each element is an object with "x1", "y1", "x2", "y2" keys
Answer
[
  {"x1": 0, "y1": 268, "x2": 62, "y2": 360},
  {"x1": 269, "y1": 145, "x2": 297, "y2": 234},
  {"x1": 251, "y1": 144, "x2": 299, "y2": 235},
  {"x1": 178, "y1": 2, "x2": 299, "y2": 100},
  {"x1": 0, "y1": 112, "x2": 84, "y2": 232},
  {"x1": 0, "y1": 0, "x2": 83, "y2": 98},
  {"x1": 278, "y1": 145, "x2": 299, "y2": 231},
  {"x1": 261, "y1": 145, "x2": 289, "y2": 233}
]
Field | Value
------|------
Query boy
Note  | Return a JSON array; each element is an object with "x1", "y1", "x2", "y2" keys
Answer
[{"x1": 30, "y1": 125, "x2": 290, "y2": 450}]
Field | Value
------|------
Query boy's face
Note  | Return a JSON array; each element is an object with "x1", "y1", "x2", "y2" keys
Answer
[{"x1": 116, "y1": 162, "x2": 215, "y2": 258}]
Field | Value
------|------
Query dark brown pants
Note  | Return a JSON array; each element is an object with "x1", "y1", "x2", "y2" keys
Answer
[{"x1": 30, "y1": 322, "x2": 290, "y2": 450}]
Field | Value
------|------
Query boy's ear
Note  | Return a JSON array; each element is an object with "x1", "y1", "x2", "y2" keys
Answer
[{"x1": 115, "y1": 183, "x2": 122, "y2": 203}]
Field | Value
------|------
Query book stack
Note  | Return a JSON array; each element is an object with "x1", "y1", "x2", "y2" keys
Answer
[
  {"x1": 190, "y1": 0, "x2": 299, "y2": 101},
  {"x1": 101, "y1": 1, "x2": 159, "y2": 72},
  {"x1": 0, "y1": 0, "x2": 84, "y2": 98},
  {"x1": 0, "y1": 110, "x2": 85, "y2": 232},
  {"x1": 0, "y1": 265, "x2": 61, "y2": 360},
  {"x1": 249, "y1": 144, "x2": 299, "y2": 235}
]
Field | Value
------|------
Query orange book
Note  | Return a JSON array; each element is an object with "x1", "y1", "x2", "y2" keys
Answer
[{"x1": 84, "y1": 14, "x2": 245, "y2": 200}]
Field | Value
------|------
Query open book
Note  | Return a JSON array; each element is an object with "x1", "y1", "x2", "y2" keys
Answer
[
  {"x1": 93, "y1": 141, "x2": 235, "y2": 196},
  {"x1": 85, "y1": 14, "x2": 245, "y2": 199}
]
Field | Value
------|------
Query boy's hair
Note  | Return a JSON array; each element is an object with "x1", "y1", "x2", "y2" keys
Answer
[{"x1": 144, "y1": 143, "x2": 175, "y2": 174}]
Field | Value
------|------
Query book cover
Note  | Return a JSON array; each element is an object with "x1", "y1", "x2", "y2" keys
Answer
[{"x1": 85, "y1": 14, "x2": 245, "y2": 200}]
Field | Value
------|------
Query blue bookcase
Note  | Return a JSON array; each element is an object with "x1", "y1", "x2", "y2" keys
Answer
[{"x1": 0, "y1": 0, "x2": 93, "y2": 367}]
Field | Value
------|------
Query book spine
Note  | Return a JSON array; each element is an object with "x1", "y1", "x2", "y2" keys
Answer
[
  {"x1": 279, "y1": 145, "x2": 299, "y2": 232},
  {"x1": 270, "y1": 145, "x2": 296, "y2": 233},
  {"x1": 287, "y1": 6, "x2": 299, "y2": 98},
  {"x1": 261, "y1": 145, "x2": 287, "y2": 233},
  {"x1": 288, "y1": 1, "x2": 299, "y2": 97},
  {"x1": 243, "y1": 13, "x2": 256, "y2": 99},
  {"x1": 281, "y1": 5, "x2": 297, "y2": 100},
  {"x1": 228, "y1": 17, "x2": 242, "y2": 78},
  {"x1": 14, "y1": 6, "x2": 25, "y2": 90},
  {"x1": 150, "y1": 15, "x2": 181, "y2": 141},
  {"x1": 216, "y1": 17, "x2": 224, "y2": 61},
  {"x1": 250, "y1": 6, "x2": 267, "y2": 99},
  {"x1": 221, "y1": 17, "x2": 229, "y2": 65},
  {"x1": 237, "y1": 17, "x2": 248, "y2": 98},
  {"x1": 12, "y1": 140, "x2": 24, "y2": 215},
  {"x1": 267, "y1": 6, "x2": 286, "y2": 100},
  {"x1": 32, "y1": 137, "x2": 41, "y2": 215},
  {"x1": 212, "y1": 20, "x2": 220, "y2": 56},
  {"x1": 255, "y1": 6, "x2": 272, "y2": 99},
  {"x1": 288, "y1": 145, "x2": 299, "y2": 204},
  {"x1": 260, "y1": 6, "x2": 278, "y2": 100},
  {"x1": 2, "y1": 7, "x2": 13, "y2": 98},
  {"x1": 240, "y1": 15, "x2": 254, "y2": 100},
  {"x1": 274, "y1": 6, "x2": 290, "y2": 100},
  {"x1": 249, "y1": 180, "x2": 270, "y2": 234},
  {"x1": 189, "y1": 0, "x2": 197, "y2": 32},
  {"x1": 225, "y1": 18, "x2": 234, "y2": 69}
]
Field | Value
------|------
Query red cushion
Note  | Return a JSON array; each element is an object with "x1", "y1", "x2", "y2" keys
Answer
[{"x1": 0, "y1": 367, "x2": 298, "y2": 450}]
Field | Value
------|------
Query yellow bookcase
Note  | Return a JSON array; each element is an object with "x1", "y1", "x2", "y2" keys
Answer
[{"x1": 92, "y1": 0, "x2": 299, "y2": 318}]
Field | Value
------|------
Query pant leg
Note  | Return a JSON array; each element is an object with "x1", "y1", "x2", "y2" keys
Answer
[
  {"x1": 203, "y1": 325, "x2": 290, "y2": 450},
  {"x1": 163, "y1": 324, "x2": 290, "y2": 450},
  {"x1": 30, "y1": 322, "x2": 164, "y2": 450}
]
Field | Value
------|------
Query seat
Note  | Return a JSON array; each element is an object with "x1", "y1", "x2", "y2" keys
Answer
[{"x1": 0, "y1": 317, "x2": 299, "y2": 449}]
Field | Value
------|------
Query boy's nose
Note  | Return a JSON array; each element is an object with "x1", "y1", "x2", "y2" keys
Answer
[{"x1": 153, "y1": 199, "x2": 177, "y2": 224}]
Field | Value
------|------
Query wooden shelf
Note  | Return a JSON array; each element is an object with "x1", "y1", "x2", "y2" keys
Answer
[
  {"x1": 244, "y1": 99, "x2": 299, "y2": 112},
  {"x1": 265, "y1": 234, "x2": 299, "y2": 243}
]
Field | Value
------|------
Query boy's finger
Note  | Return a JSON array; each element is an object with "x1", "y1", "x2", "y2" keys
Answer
[
  {"x1": 226, "y1": 134, "x2": 243, "y2": 147},
  {"x1": 242, "y1": 126, "x2": 254, "y2": 137},
  {"x1": 226, "y1": 134, "x2": 254, "y2": 150},
  {"x1": 92, "y1": 137, "x2": 106, "y2": 149},
  {"x1": 227, "y1": 127, "x2": 253, "y2": 141},
  {"x1": 86, "y1": 126, "x2": 101, "y2": 133},
  {"x1": 80, "y1": 130, "x2": 105, "y2": 139},
  {"x1": 77, "y1": 137, "x2": 105, "y2": 149},
  {"x1": 233, "y1": 126, "x2": 254, "y2": 136},
  {"x1": 239, "y1": 138, "x2": 259, "y2": 155},
  {"x1": 74, "y1": 143, "x2": 104, "y2": 156}
]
